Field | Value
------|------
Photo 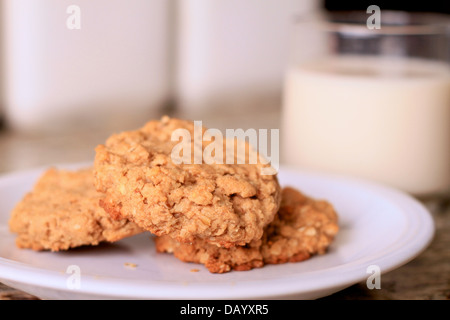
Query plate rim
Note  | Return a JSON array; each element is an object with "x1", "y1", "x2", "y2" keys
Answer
[{"x1": 0, "y1": 164, "x2": 435, "y2": 299}]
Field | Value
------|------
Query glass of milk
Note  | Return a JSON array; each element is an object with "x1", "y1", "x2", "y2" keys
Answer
[{"x1": 282, "y1": 11, "x2": 450, "y2": 198}]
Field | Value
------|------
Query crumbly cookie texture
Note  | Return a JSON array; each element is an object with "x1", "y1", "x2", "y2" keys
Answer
[
  {"x1": 155, "y1": 187, "x2": 339, "y2": 273},
  {"x1": 9, "y1": 168, "x2": 143, "y2": 251},
  {"x1": 94, "y1": 116, "x2": 281, "y2": 248}
]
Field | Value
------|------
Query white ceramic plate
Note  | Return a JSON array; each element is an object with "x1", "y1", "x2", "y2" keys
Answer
[{"x1": 0, "y1": 164, "x2": 434, "y2": 300}]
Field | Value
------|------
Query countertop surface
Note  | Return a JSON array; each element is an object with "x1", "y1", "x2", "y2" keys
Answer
[{"x1": 0, "y1": 108, "x2": 448, "y2": 300}]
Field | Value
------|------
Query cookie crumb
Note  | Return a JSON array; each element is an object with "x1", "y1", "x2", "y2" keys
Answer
[
  {"x1": 190, "y1": 268, "x2": 200, "y2": 273},
  {"x1": 124, "y1": 262, "x2": 138, "y2": 269}
]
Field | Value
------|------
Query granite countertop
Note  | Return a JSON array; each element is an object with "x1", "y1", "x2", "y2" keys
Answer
[{"x1": 0, "y1": 108, "x2": 448, "y2": 300}]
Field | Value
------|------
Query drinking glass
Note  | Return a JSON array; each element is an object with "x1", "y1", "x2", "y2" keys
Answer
[{"x1": 282, "y1": 10, "x2": 450, "y2": 198}]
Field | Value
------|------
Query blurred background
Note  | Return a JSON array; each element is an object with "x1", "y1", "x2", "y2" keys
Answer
[
  {"x1": 0, "y1": 0, "x2": 448, "y2": 198},
  {"x1": 0, "y1": 0, "x2": 449, "y2": 301}
]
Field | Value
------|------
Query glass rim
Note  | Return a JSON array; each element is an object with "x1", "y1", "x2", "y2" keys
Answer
[{"x1": 295, "y1": 10, "x2": 450, "y2": 35}]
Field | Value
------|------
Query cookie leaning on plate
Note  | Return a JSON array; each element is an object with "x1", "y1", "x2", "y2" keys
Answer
[
  {"x1": 94, "y1": 116, "x2": 281, "y2": 248},
  {"x1": 155, "y1": 187, "x2": 339, "y2": 273},
  {"x1": 9, "y1": 168, "x2": 143, "y2": 251}
]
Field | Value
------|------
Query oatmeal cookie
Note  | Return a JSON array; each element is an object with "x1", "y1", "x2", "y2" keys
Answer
[
  {"x1": 9, "y1": 168, "x2": 143, "y2": 251},
  {"x1": 155, "y1": 187, "x2": 339, "y2": 273},
  {"x1": 94, "y1": 117, "x2": 281, "y2": 247}
]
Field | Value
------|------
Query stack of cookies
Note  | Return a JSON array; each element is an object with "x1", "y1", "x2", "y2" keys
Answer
[{"x1": 9, "y1": 117, "x2": 338, "y2": 273}]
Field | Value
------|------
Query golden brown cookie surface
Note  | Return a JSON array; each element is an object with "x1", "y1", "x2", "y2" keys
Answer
[
  {"x1": 94, "y1": 117, "x2": 281, "y2": 247},
  {"x1": 9, "y1": 168, "x2": 143, "y2": 251},
  {"x1": 155, "y1": 187, "x2": 339, "y2": 273}
]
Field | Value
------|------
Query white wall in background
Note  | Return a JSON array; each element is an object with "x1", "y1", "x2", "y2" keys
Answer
[
  {"x1": 175, "y1": 0, "x2": 318, "y2": 113},
  {"x1": 3, "y1": 0, "x2": 170, "y2": 132}
]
